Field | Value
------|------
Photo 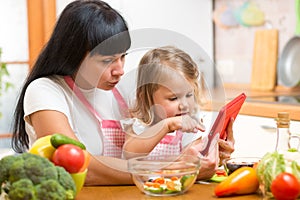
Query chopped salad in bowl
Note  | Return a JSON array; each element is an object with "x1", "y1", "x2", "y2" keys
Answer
[{"x1": 128, "y1": 155, "x2": 200, "y2": 196}]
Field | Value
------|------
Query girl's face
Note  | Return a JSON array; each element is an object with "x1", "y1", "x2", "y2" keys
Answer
[
  {"x1": 76, "y1": 52, "x2": 127, "y2": 90},
  {"x1": 152, "y1": 78, "x2": 196, "y2": 121}
]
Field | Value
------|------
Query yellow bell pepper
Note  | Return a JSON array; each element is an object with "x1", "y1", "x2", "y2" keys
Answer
[{"x1": 29, "y1": 135, "x2": 56, "y2": 160}]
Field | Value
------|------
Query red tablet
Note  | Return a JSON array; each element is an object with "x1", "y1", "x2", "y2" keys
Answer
[{"x1": 200, "y1": 93, "x2": 246, "y2": 156}]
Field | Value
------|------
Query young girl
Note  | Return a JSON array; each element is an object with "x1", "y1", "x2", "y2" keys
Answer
[{"x1": 122, "y1": 46, "x2": 217, "y2": 160}]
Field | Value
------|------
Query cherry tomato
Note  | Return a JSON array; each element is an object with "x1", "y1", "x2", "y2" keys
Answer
[
  {"x1": 52, "y1": 144, "x2": 85, "y2": 173},
  {"x1": 215, "y1": 169, "x2": 227, "y2": 176},
  {"x1": 271, "y1": 172, "x2": 300, "y2": 200}
]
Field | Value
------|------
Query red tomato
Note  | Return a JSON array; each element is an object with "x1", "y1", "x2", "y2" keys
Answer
[
  {"x1": 271, "y1": 172, "x2": 300, "y2": 200},
  {"x1": 215, "y1": 169, "x2": 227, "y2": 176},
  {"x1": 52, "y1": 144, "x2": 85, "y2": 173}
]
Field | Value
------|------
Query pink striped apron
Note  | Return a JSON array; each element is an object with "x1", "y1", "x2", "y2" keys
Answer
[
  {"x1": 64, "y1": 76, "x2": 128, "y2": 158},
  {"x1": 148, "y1": 130, "x2": 183, "y2": 156}
]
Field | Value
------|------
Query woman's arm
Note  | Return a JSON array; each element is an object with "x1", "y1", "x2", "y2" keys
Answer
[
  {"x1": 85, "y1": 156, "x2": 133, "y2": 185},
  {"x1": 30, "y1": 110, "x2": 133, "y2": 185},
  {"x1": 30, "y1": 110, "x2": 75, "y2": 139}
]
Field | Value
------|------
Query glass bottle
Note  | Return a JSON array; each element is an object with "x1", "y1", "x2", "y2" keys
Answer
[{"x1": 275, "y1": 112, "x2": 290, "y2": 153}]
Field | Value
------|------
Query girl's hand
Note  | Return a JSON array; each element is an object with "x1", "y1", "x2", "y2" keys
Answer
[
  {"x1": 166, "y1": 115, "x2": 205, "y2": 133},
  {"x1": 218, "y1": 117, "x2": 235, "y2": 164}
]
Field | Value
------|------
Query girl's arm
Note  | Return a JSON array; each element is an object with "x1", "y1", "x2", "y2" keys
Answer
[
  {"x1": 123, "y1": 115, "x2": 205, "y2": 159},
  {"x1": 30, "y1": 110, "x2": 133, "y2": 185},
  {"x1": 123, "y1": 119, "x2": 170, "y2": 159}
]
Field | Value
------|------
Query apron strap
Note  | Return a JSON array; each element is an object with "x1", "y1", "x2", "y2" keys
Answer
[
  {"x1": 112, "y1": 88, "x2": 129, "y2": 117},
  {"x1": 64, "y1": 76, "x2": 103, "y2": 122},
  {"x1": 64, "y1": 76, "x2": 129, "y2": 121}
]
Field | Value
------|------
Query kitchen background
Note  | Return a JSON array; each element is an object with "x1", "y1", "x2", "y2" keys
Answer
[
  {"x1": 0, "y1": 0, "x2": 299, "y2": 156},
  {"x1": 0, "y1": 0, "x2": 214, "y2": 133},
  {"x1": 214, "y1": 0, "x2": 297, "y2": 84}
]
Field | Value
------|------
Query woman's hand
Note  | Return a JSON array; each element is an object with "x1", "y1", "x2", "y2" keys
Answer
[
  {"x1": 182, "y1": 136, "x2": 219, "y2": 180},
  {"x1": 218, "y1": 117, "x2": 235, "y2": 164}
]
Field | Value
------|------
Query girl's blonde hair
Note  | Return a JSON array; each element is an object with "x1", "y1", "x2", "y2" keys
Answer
[{"x1": 131, "y1": 46, "x2": 202, "y2": 124}]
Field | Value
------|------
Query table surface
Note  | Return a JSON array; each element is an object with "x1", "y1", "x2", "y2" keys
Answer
[{"x1": 76, "y1": 182, "x2": 261, "y2": 200}]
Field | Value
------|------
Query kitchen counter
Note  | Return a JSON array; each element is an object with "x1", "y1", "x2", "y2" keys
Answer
[
  {"x1": 76, "y1": 182, "x2": 261, "y2": 200},
  {"x1": 202, "y1": 84, "x2": 300, "y2": 121}
]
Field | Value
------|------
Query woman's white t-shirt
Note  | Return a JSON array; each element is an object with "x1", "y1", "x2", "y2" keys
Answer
[{"x1": 24, "y1": 75, "x2": 128, "y2": 155}]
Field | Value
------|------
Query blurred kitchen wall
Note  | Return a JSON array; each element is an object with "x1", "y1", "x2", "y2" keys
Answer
[
  {"x1": 0, "y1": 0, "x2": 29, "y2": 134},
  {"x1": 214, "y1": 0, "x2": 296, "y2": 84}
]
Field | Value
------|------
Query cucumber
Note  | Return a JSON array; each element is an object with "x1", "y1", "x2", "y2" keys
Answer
[
  {"x1": 50, "y1": 133, "x2": 86, "y2": 149},
  {"x1": 165, "y1": 189, "x2": 180, "y2": 194},
  {"x1": 180, "y1": 175, "x2": 195, "y2": 190},
  {"x1": 145, "y1": 187, "x2": 163, "y2": 194}
]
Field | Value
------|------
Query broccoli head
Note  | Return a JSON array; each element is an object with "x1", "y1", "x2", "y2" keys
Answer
[
  {"x1": 56, "y1": 166, "x2": 77, "y2": 197},
  {"x1": 0, "y1": 155, "x2": 22, "y2": 185},
  {"x1": 8, "y1": 153, "x2": 58, "y2": 184},
  {"x1": 36, "y1": 179, "x2": 66, "y2": 200},
  {"x1": 0, "y1": 153, "x2": 76, "y2": 200},
  {"x1": 8, "y1": 179, "x2": 35, "y2": 200}
]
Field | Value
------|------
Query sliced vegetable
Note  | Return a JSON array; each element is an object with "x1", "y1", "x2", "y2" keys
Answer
[
  {"x1": 143, "y1": 176, "x2": 184, "y2": 195},
  {"x1": 50, "y1": 133, "x2": 86, "y2": 150},
  {"x1": 145, "y1": 187, "x2": 163, "y2": 194},
  {"x1": 180, "y1": 175, "x2": 195, "y2": 190},
  {"x1": 214, "y1": 167, "x2": 259, "y2": 197}
]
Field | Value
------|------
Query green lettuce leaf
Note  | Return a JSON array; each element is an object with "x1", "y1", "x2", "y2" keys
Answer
[{"x1": 256, "y1": 151, "x2": 285, "y2": 192}]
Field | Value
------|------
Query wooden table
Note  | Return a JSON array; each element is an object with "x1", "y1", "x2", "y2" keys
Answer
[{"x1": 76, "y1": 182, "x2": 261, "y2": 200}]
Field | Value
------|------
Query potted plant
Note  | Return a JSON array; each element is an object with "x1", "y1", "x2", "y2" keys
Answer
[{"x1": 0, "y1": 47, "x2": 13, "y2": 119}]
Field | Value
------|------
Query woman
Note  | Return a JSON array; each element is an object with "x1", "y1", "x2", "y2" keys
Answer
[{"x1": 12, "y1": 0, "x2": 234, "y2": 185}]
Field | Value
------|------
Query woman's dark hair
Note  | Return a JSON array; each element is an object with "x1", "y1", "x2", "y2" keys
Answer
[{"x1": 12, "y1": 0, "x2": 131, "y2": 152}]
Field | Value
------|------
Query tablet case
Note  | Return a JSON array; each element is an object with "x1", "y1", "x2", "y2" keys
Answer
[{"x1": 200, "y1": 93, "x2": 246, "y2": 156}]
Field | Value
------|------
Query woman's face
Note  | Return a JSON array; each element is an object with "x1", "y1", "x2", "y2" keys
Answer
[
  {"x1": 76, "y1": 52, "x2": 127, "y2": 90},
  {"x1": 152, "y1": 78, "x2": 196, "y2": 121}
]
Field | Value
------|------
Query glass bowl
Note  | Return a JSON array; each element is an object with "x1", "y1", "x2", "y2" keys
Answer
[
  {"x1": 224, "y1": 157, "x2": 261, "y2": 175},
  {"x1": 127, "y1": 155, "x2": 201, "y2": 196}
]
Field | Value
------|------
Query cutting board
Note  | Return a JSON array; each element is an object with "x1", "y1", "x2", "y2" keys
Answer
[{"x1": 251, "y1": 29, "x2": 278, "y2": 91}]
